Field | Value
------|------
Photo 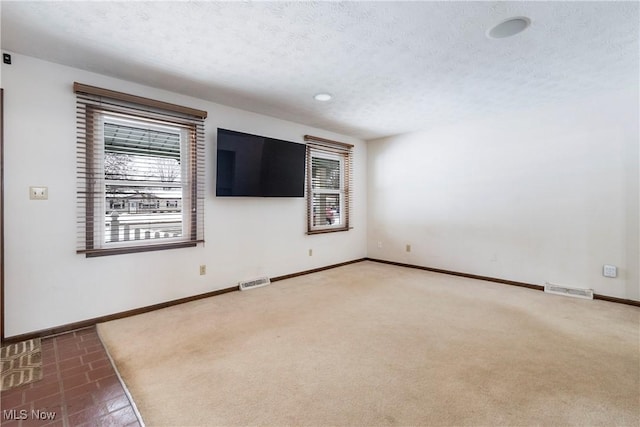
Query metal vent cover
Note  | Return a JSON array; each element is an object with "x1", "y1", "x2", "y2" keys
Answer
[
  {"x1": 544, "y1": 282, "x2": 593, "y2": 300},
  {"x1": 239, "y1": 276, "x2": 271, "y2": 291}
]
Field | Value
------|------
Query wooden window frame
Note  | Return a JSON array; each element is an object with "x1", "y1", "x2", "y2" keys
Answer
[
  {"x1": 305, "y1": 135, "x2": 353, "y2": 235},
  {"x1": 75, "y1": 83, "x2": 206, "y2": 257}
]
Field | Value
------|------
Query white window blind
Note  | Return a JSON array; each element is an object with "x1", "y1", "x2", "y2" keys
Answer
[{"x1": 305, "y1": 135, "x2": 353, "y2": 234}]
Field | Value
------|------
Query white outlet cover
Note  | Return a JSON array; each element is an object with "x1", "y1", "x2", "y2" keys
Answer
[
  {"x1": 603, "y1": 265, "x2": 617, "y2": 278},
  {"x1": 29, "y1": 186, "x2": 48, "y2": 200}
]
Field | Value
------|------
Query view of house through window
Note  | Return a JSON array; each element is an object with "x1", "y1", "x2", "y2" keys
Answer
[{"x1": 102, "y1": 115, "x2": 187, "y2": 245}]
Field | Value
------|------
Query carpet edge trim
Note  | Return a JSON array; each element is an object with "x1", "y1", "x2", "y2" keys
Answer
[{"x1": 96, "y1": 326, "x2": 146, "y2": 427}]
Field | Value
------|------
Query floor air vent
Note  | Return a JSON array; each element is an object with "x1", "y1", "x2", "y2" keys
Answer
[
  {"x1": 544, "y1": 282, "x2": 593, "y2": 300},
  {"x1": 239, "y1": 277, "x2": 271, "y2": 291}
]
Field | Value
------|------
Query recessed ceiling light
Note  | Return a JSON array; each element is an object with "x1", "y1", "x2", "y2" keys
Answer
[
  {"x1": 314, "y1": 93, "x2": 332, "y2": 102},
  {"x1": 487, "y1": 17, "x2": 531, "y2": 39}
]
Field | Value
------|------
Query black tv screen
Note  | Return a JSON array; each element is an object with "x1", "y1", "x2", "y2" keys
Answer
[{"x1": 216, "y1": 128, "x2": 306, "y2": 197}]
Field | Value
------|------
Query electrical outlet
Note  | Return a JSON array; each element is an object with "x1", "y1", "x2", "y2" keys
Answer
[
  {"x1": 603, "y1": 265, "x2": 617, "y2": 278},
  {"x1": 406, "y1": 244, "x2": 411, "y2": 252},
  {"x1": 199, "y1": 265, "x2": 206, "y2": 275},
  {"x1": 377, "y1": 241, "x2": 382, "y2": 248},
  {"x1": 29, "y1": 186, "x2": 48, "y2": 200},
  {"x1": 308, "y1": 249, "x2": 313, "y2": 256}
]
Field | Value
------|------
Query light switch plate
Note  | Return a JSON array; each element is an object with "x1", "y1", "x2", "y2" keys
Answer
[{"x1": 29, "y1": 186, "x2": 48, "y2": 200}]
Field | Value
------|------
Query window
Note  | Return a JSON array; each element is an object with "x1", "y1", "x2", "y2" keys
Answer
[
  {"x1": 75, "y1": 83, "x2": 206, "y2": 256},
  {"x1": 305, "y1": 135, "x2": 353, "y2": 234}
]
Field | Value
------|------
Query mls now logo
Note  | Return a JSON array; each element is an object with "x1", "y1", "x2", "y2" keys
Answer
[
  {"x1": 3, "y1": 409, "x2": 57, "y2": 421},
  {"x1": 3, "y1": 410, "x2": 28, "y2": 420}
]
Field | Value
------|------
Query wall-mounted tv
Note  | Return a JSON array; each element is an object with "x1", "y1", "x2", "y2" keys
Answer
[{"x1": 216, "y1": 128, "x2": 306, "y2": 197}]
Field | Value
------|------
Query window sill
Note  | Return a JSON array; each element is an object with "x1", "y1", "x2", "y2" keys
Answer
[
  {"x1": 306, "y1": 227, "x2": 351, "y2": 235},
  {"x1": 79, "y1": 240, "x2": 202, "y2": 257}
]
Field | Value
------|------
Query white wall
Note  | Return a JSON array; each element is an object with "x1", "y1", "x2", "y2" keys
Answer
[
  {"x1": 367, "y1": 89, "x2": 639, "y2": 300},
  {"x1": 3, "y1": 52, "x2": 637, "y2": 337},
  {"x1": 1, "y1": 53, "x2": 367, "y2": 337}
]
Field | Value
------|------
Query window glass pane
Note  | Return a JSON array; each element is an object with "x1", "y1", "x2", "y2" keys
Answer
[
  {"x1": 105, "y1": 184, "x2": 183, "y2": 243},
  {"x1": 312, "y1": 157, "x2": 341, "y2": 190},
  {"x1": 104, "y1": 120, "x2": 183, "y2": 245},
  {"x1": 312, "y1": 193, "x2": 341, "y2": 227},
  {"x1": 104, "y1": 122, "x2": 180, "y2": 159}
]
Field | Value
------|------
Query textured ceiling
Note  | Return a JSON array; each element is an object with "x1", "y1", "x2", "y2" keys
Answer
[{"x1": 1, "y1": 1, "x2": 638, "y2": 140}]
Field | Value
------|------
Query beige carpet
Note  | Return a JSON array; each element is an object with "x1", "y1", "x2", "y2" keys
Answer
[{"x1": 98, "y1": 261, "x2": 640, "y2": 426}]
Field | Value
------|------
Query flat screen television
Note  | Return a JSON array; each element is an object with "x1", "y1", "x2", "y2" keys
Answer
[{"x1": 216, "y1": 128, "x2": 306, "y2": 197}]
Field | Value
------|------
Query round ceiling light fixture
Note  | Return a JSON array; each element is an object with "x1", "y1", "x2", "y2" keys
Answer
[
  {"x1": 487, "y1": 17, "x2": 531, "y2": 39},
  {"x1": 314, "y1": 93, "x2": 332, "y2": 102}
]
